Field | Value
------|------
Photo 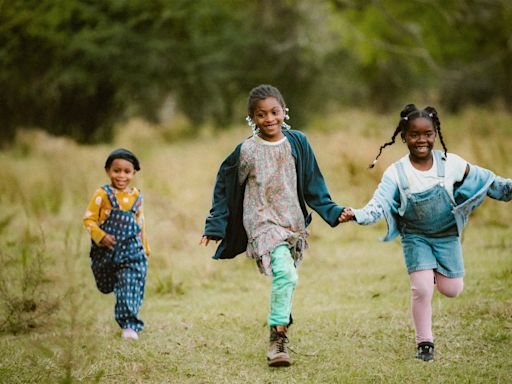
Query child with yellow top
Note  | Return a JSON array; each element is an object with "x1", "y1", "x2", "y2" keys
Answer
[{"x1": 83, "y1": 148, "x2": 149, "y2": 340}]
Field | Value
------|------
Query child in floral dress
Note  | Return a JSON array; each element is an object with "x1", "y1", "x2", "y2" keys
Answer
[{"x1": 201, "y1": 85, "x2": 344, "y2": 366}]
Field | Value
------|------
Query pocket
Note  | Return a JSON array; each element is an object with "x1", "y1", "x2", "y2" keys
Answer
[{"x1": 411, "y1": 199, "x2": 434, "y2": 220}]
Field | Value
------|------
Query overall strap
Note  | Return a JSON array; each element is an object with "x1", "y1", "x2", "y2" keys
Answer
[
  {"x1": 433, "y1": 150, "x2": 446, "y2": 179},
  {"x1": 394, "y1": 161, "x2": 411, "y2": 198},
  {"x1": 101, "y1": 184, "x2": 120, "y2": 209},
  {"x1": 130, "y1": 190, "x2": 143, "y2": 215}
]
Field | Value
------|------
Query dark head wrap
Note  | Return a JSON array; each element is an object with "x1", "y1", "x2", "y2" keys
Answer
[{"x1": 104, "y1": 148, "x2": 141, "y2": 171}]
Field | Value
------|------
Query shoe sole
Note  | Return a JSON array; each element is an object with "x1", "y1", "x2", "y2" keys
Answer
[{"x1": 268, "y1": 358, "x2": 291, "y2": 367}]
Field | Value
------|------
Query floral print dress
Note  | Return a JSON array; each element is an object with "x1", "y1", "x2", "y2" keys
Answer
[{"x1": 239, "y1": 135, "x2": 308, "y2": 276}]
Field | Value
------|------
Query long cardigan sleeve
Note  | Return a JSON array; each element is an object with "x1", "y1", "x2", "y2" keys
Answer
[{"x1": 203, "y1": 130, "x2": 343, "y2": 260}]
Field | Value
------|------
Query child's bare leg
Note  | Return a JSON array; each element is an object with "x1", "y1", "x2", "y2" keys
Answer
[{"x1": 435, "y1": 272, "x2": 464, "y2": 297}]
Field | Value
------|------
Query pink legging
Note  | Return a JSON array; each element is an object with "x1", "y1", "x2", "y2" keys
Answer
[{"x1": 410, "y1": 269, "x2": 464, "y2": 343}]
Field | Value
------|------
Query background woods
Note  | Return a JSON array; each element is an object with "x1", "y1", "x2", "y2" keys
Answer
[{"x1": 1, "y1": 0, "x2": 511, "y2": 145}]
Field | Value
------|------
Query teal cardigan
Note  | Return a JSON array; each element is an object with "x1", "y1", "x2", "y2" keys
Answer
[{"x1": 204, "y1": 130, "x2": 344, "y2": 260}]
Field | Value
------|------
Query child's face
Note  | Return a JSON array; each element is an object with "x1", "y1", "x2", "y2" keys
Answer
[
  {"x1": 403, "y1": 117, "x2": 436, "y2": 161},
  {"x1": 106, "y1": 158, "x2": 136, "y2": 191},
  {"x1": 251, "y1": 97, "x2": 285, "y2": 142}
]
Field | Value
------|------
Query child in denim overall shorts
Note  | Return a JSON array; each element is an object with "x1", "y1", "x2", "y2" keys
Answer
[
  {"x1": 84, "y1": 149, "x2": 149, "y2": 340},
  {"x1": 201, "y1": 85, "x2": 344, "y2": 367},
  {"x1": 340, "y1": 104, "x2": 512, "y2": 361}
]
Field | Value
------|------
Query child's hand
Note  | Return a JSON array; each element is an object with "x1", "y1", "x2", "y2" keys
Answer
[
  {"x1": 199, "y1": 235, "x2": 221, "y2": 246},
  {"x1": 100, "y1": 234, "x2": 116, "y2": 249},
  {"x1": 339, "y1": 208, "x2": 355, "y2": 223}
]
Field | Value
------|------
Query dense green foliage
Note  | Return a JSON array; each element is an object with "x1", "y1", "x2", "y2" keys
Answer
[{"x1": 1, "y1": 0, "x2": 511, "y2": 144}]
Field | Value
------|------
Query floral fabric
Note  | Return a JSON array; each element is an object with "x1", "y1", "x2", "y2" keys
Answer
[{"x1": 239, "y1": 136, "x2": 307, "y2": 275}]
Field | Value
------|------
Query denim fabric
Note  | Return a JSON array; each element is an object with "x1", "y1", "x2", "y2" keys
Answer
[
  {"x1": 402, "y1": 234, "x2": 463, "y2": 277},
  {"x1": 395, "y1": 152, "x2": 457, "y2": 237},
  {"x1": 268, "y1": 245, "x2": 298, "y2": 327},
  {"x1": 90, "y1": 184, "x2": 147, "y2": 331},
  {"x1": 353, "y1": 151, "x2": 512, "y2": 241},
  {"x1": 394, "y1": 155, "x2": 463, "y2": 277}
]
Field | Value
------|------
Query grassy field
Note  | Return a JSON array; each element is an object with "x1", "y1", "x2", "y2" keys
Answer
[{"x1": 0, "y1": 109, "x2": 511, "y2": 383}]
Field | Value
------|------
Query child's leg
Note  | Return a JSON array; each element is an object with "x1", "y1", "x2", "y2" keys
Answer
[
  {"x1": 91, "y1": 252, "x2": 116, "y2": 294},
  {"x1": 268, "y1": 245, "x2": 298, "y2": 327},
  {"x1": 114, "y1": 253, "x2": 147, "y2": 332},
  {"x1": 435, "y1": 272, "x2": 464, "y2": 297},
  {"x1": 410, "y1": 269, "x2": 435, "y2": 343}
]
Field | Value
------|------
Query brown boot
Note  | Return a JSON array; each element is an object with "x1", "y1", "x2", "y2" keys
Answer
[{"x1": 267, "y1": 326, "x2": 291, "y2": 367}]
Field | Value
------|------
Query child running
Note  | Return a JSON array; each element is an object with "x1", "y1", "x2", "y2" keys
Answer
[
  {"x1": 340, "y1": 104, "x2": 511, "y2": 361},
  {"x1": 83, "y1": 148, "x2": 150, "y2": 340},
  {"x1": 200, "y1": 84, "x2": 344, "y2": 367}
]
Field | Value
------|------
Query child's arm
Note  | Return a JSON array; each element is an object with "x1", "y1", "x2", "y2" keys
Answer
[
  {"x1": 345, "y1": 172, "x2": 400, "y2": 226},
  {"x1": 487, "y1": 175, "x2": 512, "y2": 202},
  {"x1": 202, "y1": 146, "x2": 241, "y2": 244},
  {"x1": 83, "y1": 189, "x2": 115, "y2": 248},
  {"x1": 454, "y1": 164, "x2": 512, "y2": 204}
]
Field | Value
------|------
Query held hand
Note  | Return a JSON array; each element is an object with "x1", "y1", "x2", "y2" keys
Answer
[
  {"x1": 199, "y1": 235, "x2": 221, "y2": 246},
  {"x1": 339, "y1": 208, "x2": 355, "y2": 223},
  {"x1": 100, "y1": 234, "x2": 116, "y2": 249}
]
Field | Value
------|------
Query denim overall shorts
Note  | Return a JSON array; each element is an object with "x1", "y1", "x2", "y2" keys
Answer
[{"x1": 395, "y1": 151, "x2": 464, "y2": 278}]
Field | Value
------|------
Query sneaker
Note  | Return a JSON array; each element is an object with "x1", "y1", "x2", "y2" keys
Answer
[
  {"x1": 267, "y1": 327, "x2": 291, "y2": 367},
  {"x1": 122, "y1": 328, "x2": 139, "y2": 340},
  {"x1": 416, "y1": 341, "x2": 434, "y2": 361}
]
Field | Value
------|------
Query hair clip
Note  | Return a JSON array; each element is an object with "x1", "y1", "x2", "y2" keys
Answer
[
  {"x1": 428, "y1": 113, "x2": 434, "y2": 117},
  {"x1": 402, "y1": 116, "x2": 409, "y2": 121},
  {"x1": 245, "y1": 116, "x2": 259, "y2": 136}
]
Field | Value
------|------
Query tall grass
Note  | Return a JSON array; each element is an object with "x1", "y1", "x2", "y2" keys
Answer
[{"x1": 0, "y1": 108, "x2": 510, "y2": 383}]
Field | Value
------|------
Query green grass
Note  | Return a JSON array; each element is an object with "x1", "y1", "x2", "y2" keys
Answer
[{"x1": 0, "y1": 109, "x2": 511, "y2": 383}]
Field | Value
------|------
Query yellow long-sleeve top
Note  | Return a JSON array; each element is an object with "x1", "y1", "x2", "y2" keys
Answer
[{"x1": 83, "y1": 186, "x2": 150, "y2": 257}]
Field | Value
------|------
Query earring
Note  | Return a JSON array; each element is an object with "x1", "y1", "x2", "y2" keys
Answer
[
  {"x1": 246, "y1": 116, "x2": 259, "y2": 136},
  {"x1": 402, "y1": 139, "x2": 406, "y2": 143},
  {"x1": 282, "y1": 108, "x2": 291, "y2": 130}
]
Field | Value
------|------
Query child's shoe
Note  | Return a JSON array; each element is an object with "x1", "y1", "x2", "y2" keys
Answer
[
  {"x1": 122, "y1": 328, "x2": 139, "y2": 340},
  {"x1": 415, "y1": 341, "x2": 434, "y2": 361},
  {"x1": 267, "y1": 327, "x2": 291, "y2": 367}
]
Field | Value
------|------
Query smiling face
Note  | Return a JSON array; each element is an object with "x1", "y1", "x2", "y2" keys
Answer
[
  {"x1": 106, "y1": 158, "x2": 136, "y2": 191},
  {"x1": 403, "y1": 117, "x2": 437, "y2": 165},
  {"x1": 251, "y1": 97, "x2": 285, "y2": 142}
]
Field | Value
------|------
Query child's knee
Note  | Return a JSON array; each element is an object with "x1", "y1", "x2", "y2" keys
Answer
[
  {"x1": 438, "y1": 279, "x2": 464, "y2": 298},
  {"x1": 410, "y1": 271, "x2": 434, "y2": 301},
  {"x1": 272, "y1": 258, "x2": 298, "y2": 286},
  {"x1": 410, "y1": 284, "x2": 432, "y2": 301},
  {"x1": 273, "y1": 262, "x2": 297, "y2": 285},
  {"x1": 96, "y1": 284, "x2": 114, "y2": 294}
]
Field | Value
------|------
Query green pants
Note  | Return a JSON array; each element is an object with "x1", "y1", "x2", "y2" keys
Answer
[{"x1": 268, "y1": 245, "x2": 298, "y2": 327}]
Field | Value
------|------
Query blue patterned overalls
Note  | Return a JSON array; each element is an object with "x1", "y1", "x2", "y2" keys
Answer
[
  {"x1": 395, "y1": 151, "x2": 464, "y2": 277},
  {"x1": 90, "y1": 184, "x2": 148, "y2": 331}
]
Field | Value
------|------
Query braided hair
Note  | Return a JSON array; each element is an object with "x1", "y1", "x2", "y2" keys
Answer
[
  {"x1": 369, "y1": 104, "x2": 448, "y2": 168},
  {"x1": 247, "y1": 84, "x2": 286, "y2": 117}
]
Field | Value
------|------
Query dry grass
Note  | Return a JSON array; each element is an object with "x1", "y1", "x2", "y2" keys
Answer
[{"x1": 0, "y1": 109, "x2": 511, "y2": 383}]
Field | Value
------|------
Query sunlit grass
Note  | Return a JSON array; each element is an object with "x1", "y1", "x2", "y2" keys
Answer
[{"x1": 0, "y1": 108, "x2": 511, "y2": 383}]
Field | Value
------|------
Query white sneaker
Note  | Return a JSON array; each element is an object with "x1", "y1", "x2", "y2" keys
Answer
[{"x1": 122, "y1": 328, "x2": 139, "y2": 340}]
